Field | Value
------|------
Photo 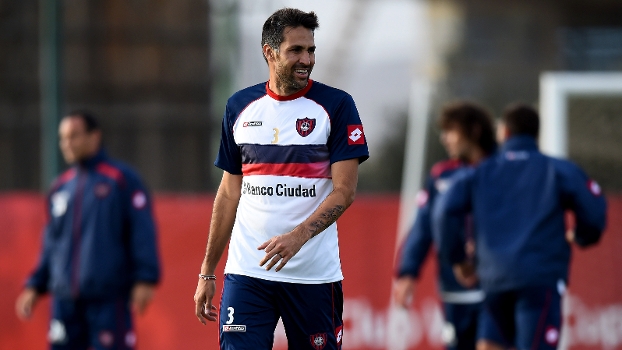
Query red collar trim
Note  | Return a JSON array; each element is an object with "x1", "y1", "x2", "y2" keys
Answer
[{"x1": 265, "y1": 80, "x2": 313, "y2": 101}]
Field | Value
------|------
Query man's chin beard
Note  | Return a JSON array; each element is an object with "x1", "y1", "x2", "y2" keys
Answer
[{"x1": 277, "y1": 75, "x2": 308, "y2": 94}]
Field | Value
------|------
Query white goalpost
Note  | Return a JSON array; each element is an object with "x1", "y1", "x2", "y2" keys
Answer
[{"x1": 539, "y1": 72, "x2": 622, "y2": 158}]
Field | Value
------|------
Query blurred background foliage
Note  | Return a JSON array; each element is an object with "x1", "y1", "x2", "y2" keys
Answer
[{"x1": 1, "y1": 0, "x2": 622, "y2": 193}]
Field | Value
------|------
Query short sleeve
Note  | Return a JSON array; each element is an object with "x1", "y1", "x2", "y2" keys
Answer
[
  {"x1": 327, "y1": 94, "x2": 369, "y2": 164},
  {"x1": 214, "y1": 104, "x2": 243, "y2": 174}
]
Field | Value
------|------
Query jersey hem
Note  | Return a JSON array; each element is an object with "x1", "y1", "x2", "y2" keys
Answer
[{"x1": 223, "y1": 269, "x2": 343, "y2": 285}]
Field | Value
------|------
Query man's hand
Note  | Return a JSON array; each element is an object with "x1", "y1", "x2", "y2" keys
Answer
[
  {"x1": 194, "y1": 279, "x2": 218, "y2": 325},
  {"x1": 131, "y1": 283, "x2": 156, "y2": 315},
  {"x1": 453, "y1": 261, "x2": 478, "y2": 288},
  {"x1": 393, "y1": 276, "x2": 416, "y2": 308},
  {"x1": 256, "y1": 159, "x2": 358, "y2": 272},
  {"x1": 15, "y1": 288, "x2": 39, "y2": 320},
  {"x1": 258, "y1": 230, "x2": 309, "y2": 272}
]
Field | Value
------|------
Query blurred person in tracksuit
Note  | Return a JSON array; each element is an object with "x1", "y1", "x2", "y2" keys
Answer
[
  {"x1": 15, "y1": 111, "x2": 161, "y2": 350},
  {"x1": 394, "y1": 101, "x2": 505, "y2": 350},
  {"x1": 436, "y1": 103, "x2": 607, "y2": 350}
]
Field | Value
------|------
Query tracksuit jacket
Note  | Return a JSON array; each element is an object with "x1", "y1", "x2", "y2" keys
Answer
[
  {"x1": 398, "y1": 159, "x2": 484, "y2": 303},
  {"x1": 436, "y1": 135, "x2": 607, "y2": 293},
  {"x1": 26, "y1": 149, "x2": 161, "y2": 300}
]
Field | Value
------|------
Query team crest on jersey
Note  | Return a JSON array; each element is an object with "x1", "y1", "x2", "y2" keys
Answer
[
  {"x1": 310, "y1": 333, "x2": 327, "y2": 350},
  {"x1": 296, "y1": 117, "x2": 316, "y2": 137},
  {"x1": 94, "y1": 182, "x2": 111, "y2": 198}
]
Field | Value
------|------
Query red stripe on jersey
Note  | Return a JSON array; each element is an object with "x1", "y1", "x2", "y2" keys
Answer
[
  {"x1": 242, "y1": 162, "x2": 331, "y2": 179},
  {"x1": 96, "y1": 163, "x2": 125, "y2": 183},
  {"x1": 51, "y1": 168, "x2": 77, "y2": 191},
  {"x1": 431, "y1": 159, "x2": 462, "y2": 178}
]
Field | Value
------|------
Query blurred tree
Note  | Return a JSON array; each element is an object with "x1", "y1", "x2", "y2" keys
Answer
[{"x1": 358, "y1": 111, "x2": 407, "y2": 192}]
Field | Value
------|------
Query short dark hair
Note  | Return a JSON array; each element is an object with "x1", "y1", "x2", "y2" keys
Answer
[
  {"x1": 502, "y1": 103, "x2": 539, "y2": 138},
  {"x1": 261, "y1": 8, "x2": 319, "y2": 60},
  {"x1": 438, "y1": 100, "x2": 497, "y2": 155},
  {"x1": 65, "y1": 110, "x2": 101, "y2": 133}
]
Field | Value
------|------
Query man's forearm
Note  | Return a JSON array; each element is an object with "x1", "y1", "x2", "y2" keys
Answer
[
  {"x1": 202, "y1": 198, "x2": 237, "y2": 274},
  {"x1": 298, "y1": 191, "x2": 350, "y2": 241},
  {"x1": 295, "y1": 159, "x2": 359, "y2": 241},
  {"x1": 201, "y1": 175, "x2": 241, "y2": 274}
]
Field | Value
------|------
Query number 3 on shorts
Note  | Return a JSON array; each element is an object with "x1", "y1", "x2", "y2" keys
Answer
[{"x1": 226, "y1": 307, "x2": 235, "y2": 324}]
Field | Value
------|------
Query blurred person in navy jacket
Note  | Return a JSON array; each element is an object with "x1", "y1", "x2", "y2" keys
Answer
[
  {"x1": 394, "y1": 101, "x2": 505, "y2": 350},
  {"x1": 15, "y1": 111, "x2": 161, "y2": 350},
  {"x1": 436, "y1": 104, "x2": 606, "y2": 350}
]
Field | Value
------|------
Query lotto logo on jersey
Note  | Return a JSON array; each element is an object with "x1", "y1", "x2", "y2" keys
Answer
[
  {"x1": 222, "y1": 325, "x2": 246, "y2": 332},
  {"x1": 335, "y1": 325, "x2": 343, "y2": 345},
  {"x1": 347, "y1": 125, "x2": 365, "y2": 145},
  {"x1": 242, "y1": 121, "x2": 262, "y2": 127}
]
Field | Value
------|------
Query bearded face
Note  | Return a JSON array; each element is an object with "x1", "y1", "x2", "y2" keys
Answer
[{"x1": 269, "y1": 26, "x2": 315, "y2": 96}]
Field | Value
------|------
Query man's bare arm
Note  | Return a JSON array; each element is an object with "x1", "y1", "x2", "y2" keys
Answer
[
  {"x1": 194, "y1": 171, "x2": 242, "y2": 324},
  {"x1": 258, "y1": 158, "x2": 359, "y2": 271}
]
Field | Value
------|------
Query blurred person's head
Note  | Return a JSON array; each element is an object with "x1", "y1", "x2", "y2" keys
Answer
[
  {"x1": 59, "y1": 110, "x2": 102, "y2": 164},
  {"x1": 498, "y1": 103, "x2": 540, "y2": 143},
  {"x1": 438, "y1": 100, "x2": 497, "y2": 164},
  {"x1": 261, "y1": 8, "x2": 319, "y2": 96}
]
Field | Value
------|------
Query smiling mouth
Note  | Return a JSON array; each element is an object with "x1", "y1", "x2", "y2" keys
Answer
[{"x1": 294, "y1": 68, "x2": 309, "y2": 77}]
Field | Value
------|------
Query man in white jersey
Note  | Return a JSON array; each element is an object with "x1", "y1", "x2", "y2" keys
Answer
[{"x1": 193, "y1": 8, "x2": 369, "y2": 349}]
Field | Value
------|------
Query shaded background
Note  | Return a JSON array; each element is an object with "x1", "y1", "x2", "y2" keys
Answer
[{"x1": 1, "y1": 0, "x2": 622, "y2": 349}]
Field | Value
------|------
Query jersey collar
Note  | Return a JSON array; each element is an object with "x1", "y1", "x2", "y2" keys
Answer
[
  {"x1": 502, "y1": 135, "x2": 539, "y2": 152},
  {"x1": 265, "y1": 80, "x2": 313, "y2": 101},
  {"x1": 77, "y1": 148, "x2": 107, "y2": 169}
]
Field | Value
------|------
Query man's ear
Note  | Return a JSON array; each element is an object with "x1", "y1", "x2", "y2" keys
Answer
[
  {"x1": 90, "y1": 130, "x2": 103, "y2": 150},
  {"x1": 263, "y1": 44, "x2": 275, "y2": 62}
]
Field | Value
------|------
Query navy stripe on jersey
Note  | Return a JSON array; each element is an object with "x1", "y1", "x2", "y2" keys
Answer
[
  {"x1": 240, "y1": 144, "x2": 329, "y2": 164},
  {"x1": 240, "y1": 144, "x2": 330, "y2": 178}
]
